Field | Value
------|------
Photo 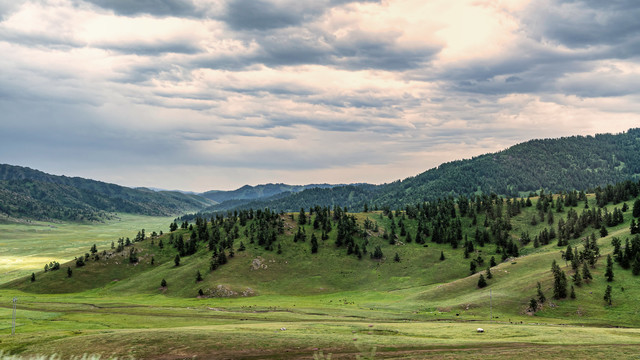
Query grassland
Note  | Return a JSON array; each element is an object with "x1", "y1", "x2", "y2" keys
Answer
[
  {"x1": 1, "y1": 195, "x2": 640, "y2": 358},
  {"x1": 0, "y1": 214, "x2": 173, "y2": 283}
]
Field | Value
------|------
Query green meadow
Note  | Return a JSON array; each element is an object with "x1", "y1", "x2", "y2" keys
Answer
[
  {"x1": 1, "y1": 194, "x2": 640, "y2": 358},
  {"x1": 0, "y1": 215, "x2": 173, "y2": 284}
]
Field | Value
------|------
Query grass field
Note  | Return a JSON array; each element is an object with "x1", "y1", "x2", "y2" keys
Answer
[
  {"x1": 1, "y1": 196, "x2": 640, "y2": 359},
  {"x1": 0, "y1": 214, "x2": 173, "y2": 284}
]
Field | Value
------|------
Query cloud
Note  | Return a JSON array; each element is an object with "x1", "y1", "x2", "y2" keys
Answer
[
  {"x1": 82, "y1": 0, "x2": 203, "y2": 18},
  {"x1": 1, "y1": 0, "x2": 640, "y2": 191},
  {"x1": 524, "y1": 0, "x2": 640, "y2": 49}
]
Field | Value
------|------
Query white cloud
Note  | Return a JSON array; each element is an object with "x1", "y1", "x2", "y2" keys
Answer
[{"x1": 0, "y1": 0, "x2": 639, "y2": 192}]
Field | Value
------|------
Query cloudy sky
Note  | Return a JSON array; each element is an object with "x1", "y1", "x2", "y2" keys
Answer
[{"x1": 1, "y1": 0, "x2": 639, "y2": 191}]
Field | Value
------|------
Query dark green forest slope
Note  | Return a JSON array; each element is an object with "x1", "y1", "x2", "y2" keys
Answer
[
  {"x1": 0, "y1": 164, "x2": 213, "y2": 221},
  {"x1": 200, "y1": 183, "x2": 340, "y2": 204},
  {"x1": 205, "y1": 128, "x2": 640, "y2": 213}
]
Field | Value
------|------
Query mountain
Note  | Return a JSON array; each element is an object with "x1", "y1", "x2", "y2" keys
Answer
[
  {"x1": 200, "y1": 183, "x2": 341, "y2": 203},
  {"x1": 200, "y1": 128, "x2": 640, "y2": 213},
  {"x1": 0, "y1": 164, "x2": 214, "y2": 221}
]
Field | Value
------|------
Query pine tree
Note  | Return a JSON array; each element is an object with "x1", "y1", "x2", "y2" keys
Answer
[
  {"x1": 477, "y1": 274, "x2": 487, "y2": 288},
  {"x1": 394, "y1": 252, "x2": 401, "y2": 262},
  {"x1": 151, "y1": 256, "x2": 155, "y2": 265},
  {"x1": 439, "y1": 251, "x2": 445, "y2": 261},
  {"x1": 605, "y1": 254, "x2": 614, "y2": 282},
  {"x1": 198, "y1": 289, "x2": 204, "y2": 296},
  {"x1": 470, "y1": 261, "x2": 477, "y2": 275},
  {"x1": 490, "y1": 256, "x2": 497, "y2": 267},
  {"x1": 537, "y1": 282, "x2": 546, "y2": 303},
  {"x1": 161, "y1": 279, "x2": 167, "y2": 288},
  {"x1": 310, "y1": 234, "x2": 318, "y2": 254},
  {"x1": 604, "y1": 285, "x2": 612, "y2": 305},
  {"x1": 67, "y1": 266, "x2": 72, "y2": 278},
  {"x1": 196, "y1": 270, "x2": 203, "y2": 282},
  {"x1": 572, "y1": 268, "x2": 582, "y2": 286},
  {"x1": 633, "y1": 199, "x2": 640, "y2": 218},
  {"x1": 633, "y1": 254, "x2": 640, "y2": 276},
  {"x1": 582, "y1": 261, "x2": 592, "y2": 282},
  {"x1": 570, "y1": 285, "x2": 576, "y2": 299},
  {"x1": 552, "y1": 263, "x2": 568, "y2": 299},
  {"x1": 486, "y1": 267, "x2": 493, "y2": 279},
  {"x1": 174, "y1": 254, "x2": 181, "y2": 267},
  {"x1": 600, "y1": 226, "x2": 608, "y2": 238},
  {"x1": 529, "y1": 298, "x2": 538, "y2": 312},
  {"x1": 30, "y1": 273, "x2": 35, "y2": 282}
]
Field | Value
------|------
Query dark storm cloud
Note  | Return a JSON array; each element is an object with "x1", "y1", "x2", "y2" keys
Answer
[
  {"x1": 98, "y1": 41, "x2": 202, "y2": 55},
  {"x1": 194, "y1": 28, "x2": 438, "y2": 71},
  {"x1": 222, "y1": 0, "x2": 382, "y2": 31},
  {"x1": 525, "y1": 0, "x2": 640, "y2": 49},
  {"x1": 82, "y1": 0, "x2": 202, "y2": 18},
  {"x1": 223, "y1": 0, "x2": 321, "y2": 31}
]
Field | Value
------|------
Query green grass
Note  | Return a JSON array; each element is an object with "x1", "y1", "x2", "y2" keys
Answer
[
  {"x1": 0, "y1": 214, "x2": 173, "y2": 284},
  {"x1": 2, "y1": 195, "x2": 640, "y2": 358}
]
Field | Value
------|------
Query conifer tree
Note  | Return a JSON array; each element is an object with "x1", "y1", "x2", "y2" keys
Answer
[
  {"x1": 486, "y1": 267, "x2": 493, "y2": 279},
  {"x1": 537, "y1": 282, "x2": 546, "y2": 303},
  {"x1": 633, "y1": 254, "x2": 640, "y2": 276},
  {"x1": 161, "y1": 279, "x2": 167, "y2": 288},
  {"x1": 67, "y1": 266, "x2": 72, "y2": 278},
  {"x1": 151, "y1": 256, "x2": 155, "y2": 265},
  {"x1": 394, "y1": 252, "x2": 401, "y2": 262},
  {"x1": 440, "y1": 251, "x2": 445, "y2": 261},
  {"x1": 470, "y1": 261, "x2": 477, "y2": 274},
  {"x1": 572, "y1": 268, "x2": 582, "y2": 286},
  {"x1": 477, "y1": 274, "x2": 487, "y2": 288},
  {"x1": 605, "y1": 254, "x2": 614, "y2": 282},
  {"x1": 570, "y1": 285, "x2": 576, "y2": 299},
  {"x1": 529, "y1": 298, "x2": 538, "y2": 312},
  {"x1": 174, "y1": 254, "x2": 181, "y2": 267},
  {"x1": 310, "y1": 234, "x2": 319, "y2": 254},
  {"x1": 582, "y1": 261, "x2": 592, "y2": 282},
  {"x1": 604, "y1": 285, "x2": 612, "y2": 305},
  {"x1": 633, "y1": 199, "x2": 640, "y2": 218},
  {"x1": 198, "y1": 289, "x2": 204, "y2": 296},
  {"x1": 30, "y1": 273, "x2": 35, "y2": 282},
  {"x1": 490, "y1": 256, "x2": 497, "y2": 267},
  {"x1": 552, "y1": 261, "x2": 568, "y2": 299},
  {"x1": 196, "y1": 270, "x2": 203, "y2": 282}
]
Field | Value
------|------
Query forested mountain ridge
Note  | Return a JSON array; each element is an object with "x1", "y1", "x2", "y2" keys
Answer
[
  {"x1": 376, "y1": 128, "x2": 640, "y2": 208},
  {"x1": 200, "y1": 183, "x2": 340, "y2": 204},
  {"x1": 0, "y1": 164, "x2": 214, "y2": 221},
  {"x1": 201, "y1": 128, "x2": 640, "y2": 213}
]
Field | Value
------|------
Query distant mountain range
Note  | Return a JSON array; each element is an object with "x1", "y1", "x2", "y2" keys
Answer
[
  {"x1": 193, "y1": 128, "x2": 640, "y2": 215},
  {"x1": 3, "y1": 128, "x2": 640, "y2": 221}
]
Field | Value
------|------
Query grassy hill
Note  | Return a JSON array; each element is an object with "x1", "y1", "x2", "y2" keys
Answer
[
  {"x1": 208, "y1": 128, "x2": 640, "y2": 213},
  {"x1": 2, "y1": 181, "x2": 640, "y2": 358},
  {"x1": 0, "y1": 164, "x2": 214, "y2": 221},
  {"x1": 7, "y1": 183, "x2": 640, "y2": 324}
]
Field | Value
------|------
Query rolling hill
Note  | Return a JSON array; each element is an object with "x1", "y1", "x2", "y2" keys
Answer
[
  {"x1": 0, "y1": 164, "x2": 214, "y2": 221},
  {"x1": 201, "y1": 128, "x2": 640, "y2": 214}
]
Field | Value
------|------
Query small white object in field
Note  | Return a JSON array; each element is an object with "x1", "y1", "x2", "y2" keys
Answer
[{"x1": 477, "y1": 328, "x2": 484, "y2": 333}]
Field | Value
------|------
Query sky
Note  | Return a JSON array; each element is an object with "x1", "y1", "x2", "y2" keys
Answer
[{"x1": 1, "y1": 0, "x2": 639, "y2": 192}]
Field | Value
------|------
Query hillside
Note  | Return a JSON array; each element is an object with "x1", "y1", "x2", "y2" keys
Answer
[
  {"x1": 8, "y1": 180, "x2": 640, "y2": 323},
  {"x1": 0, "y1": 164, "x2": 214, "y2": 221},
  {"x1": 200, "y1": 183, "x2": 340, "y2": 204},
  {"x1": 207, "y1": 128, "x2": 640, "y2": 213},
  {"x1": 3, "y1": 180, "x2": 640, "y2": 358}
]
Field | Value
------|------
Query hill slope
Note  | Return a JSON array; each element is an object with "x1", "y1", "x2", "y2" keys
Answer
[
  {"x1": 9, "y1": 180, "x2": 640, "y2": 328},
  {"x1": 211, "y1": 128, "x2": 640, "y2": 213},
  {"x1": 0, "y1": 164, "x2": 213, "y2": 221},
  {"x1": 200, "y1": 183, "x2": 340, "y2": 203}
]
